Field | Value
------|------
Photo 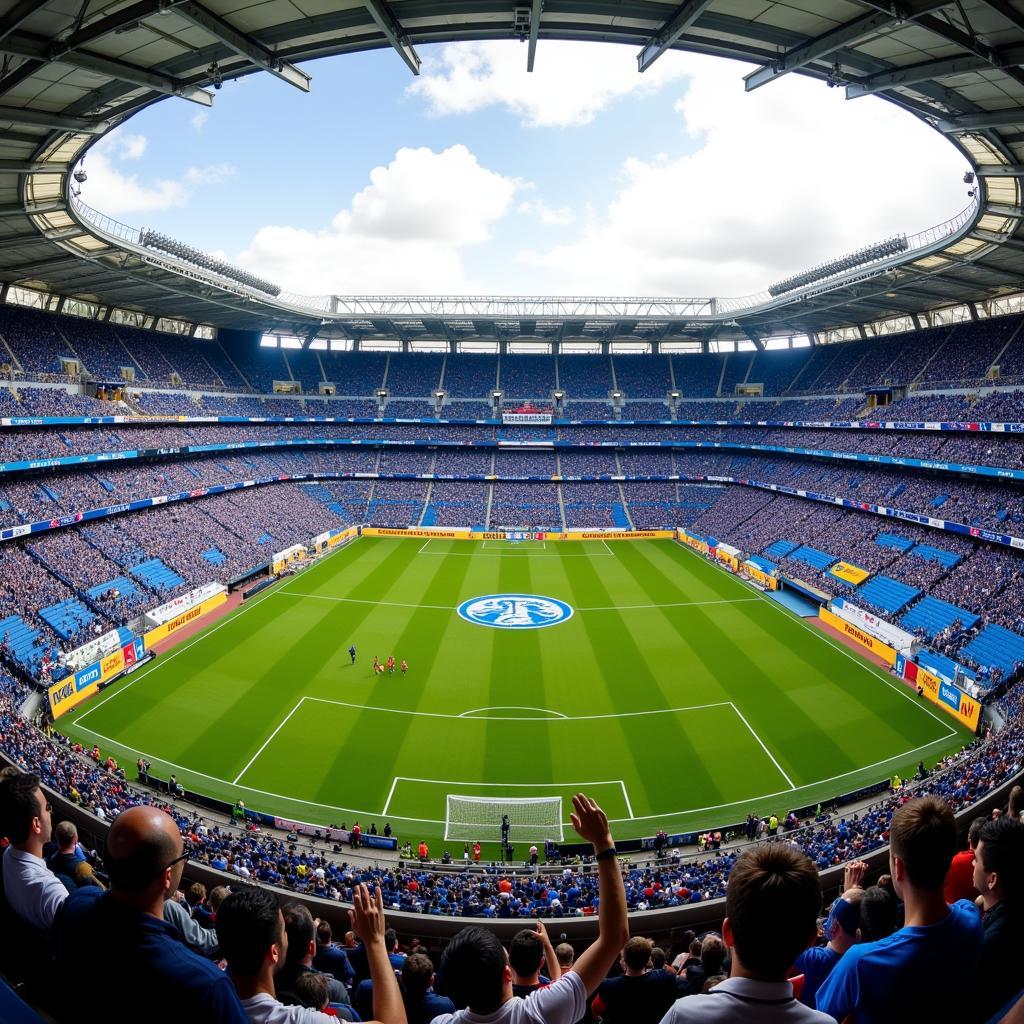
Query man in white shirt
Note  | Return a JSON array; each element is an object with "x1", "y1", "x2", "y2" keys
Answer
[
  {"x1": 217, "y1": 883, "x2": 405, "y2": 1024},
  {"x1": 431, "y1": 793, "x2": 629, "y2": 1024},
  {"x1": 0, "y1": 771, "x2": 68, "y2": 932},
  {"x1": 659, "y1": 844, "x2": 833, "y2": 1023}
]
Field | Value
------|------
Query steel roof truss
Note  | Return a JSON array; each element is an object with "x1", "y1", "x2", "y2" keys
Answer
[
  {"x1": 361, "y1": 0, "x2": 420, "y2": 74},
  {"x1": 637, "y1": 0, "x2": 716, "y2": 73}
]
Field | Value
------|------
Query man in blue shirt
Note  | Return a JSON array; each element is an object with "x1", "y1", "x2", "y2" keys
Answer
[
  {"x1": 792, "y1": 885, "x2": 863, "y2": 1008},
  {"x1": 816, "y1": 796, "x2": 983, "y2": 1024},
  {"x1": 54, "y1": 805, "x2": 247, "y2": 1023}
]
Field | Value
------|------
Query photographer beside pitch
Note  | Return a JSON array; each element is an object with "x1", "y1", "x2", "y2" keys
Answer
[{"x1": 431, "y1": 793, "x2": 628, "y2": 1024}]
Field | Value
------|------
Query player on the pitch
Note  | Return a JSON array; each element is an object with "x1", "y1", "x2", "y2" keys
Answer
[
  {"x1": 401, "y1": 659, "x2": 408, "y2": 676},
  {"x1": 372, "y1": 655, "x2": 380, "y2": 675},
  {"x1": 348, "y1": 644, "x2": 356, "y2": 664},
  {"x1": 387, "y1": 655, "x2": 395, "y2": 674}
]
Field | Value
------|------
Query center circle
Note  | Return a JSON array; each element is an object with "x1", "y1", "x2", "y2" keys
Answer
[{"x1": 456, "y1": 593, "x2": 574, "y2": 630}]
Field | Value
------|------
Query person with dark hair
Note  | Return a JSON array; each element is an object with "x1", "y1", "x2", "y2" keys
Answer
[
  {"x1": 402, "y1": 953, "x2": 455, "y2": 1024},
  {"x1": 857, "y1": 886, "x2": 899, "y2": 943},
  {"x1": 676, "y1": 934, "x2": 727, "y2": 998},
  {"x1": 276, "y1": 901, "x2": 354, "y2": 1017},
  {"x1": 509, "y1": 922, "x2": 560, "y2": 996},
  {"x1": 816, "y1": 796, "x2": 983, "y2": 1024},
  {"x1": 973, "y1": 816, "x2": 1024, "y2": 1022},
  {"x1": 659, "y1": 843, "x2": 830, "y2": 1022},
  {"x1": 596, "y1": 936, "x2": 678, "y2": 1023},
  {"x1": 217, "y1": 883, "x2": 405, "y2": 1024},
  {"x1": 791, "y1": 887, "x2": 863, "y2": 1009},
  {"x1": 944, "y1": 815, "x2": 988, "y2": 903},
  {"x1": 54, "y1": 805, "x2": 247, "y2": 1023},
  {"x1": 432, "y1": 793, "x2": 628, "y2": 1024},
  {"x1": 313, "y1": 918, "x2": 355, "y2": 986},
  {"x1": 0, "y1": 771, "x2": 68, "y2": 931}
]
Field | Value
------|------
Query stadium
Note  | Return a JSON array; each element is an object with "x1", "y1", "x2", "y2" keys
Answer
[{"x1": 1, "y1": 0, "x2": 1023, "y2": 1021}]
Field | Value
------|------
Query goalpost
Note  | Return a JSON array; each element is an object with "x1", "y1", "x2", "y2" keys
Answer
[{"x1": 444, "y1": 794, "x2": 564, "y2": 842}]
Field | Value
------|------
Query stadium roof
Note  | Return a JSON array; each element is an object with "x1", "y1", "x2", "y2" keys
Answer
[{"x1": 1, "y1": 0, "x2": 1023, "y2": 347}]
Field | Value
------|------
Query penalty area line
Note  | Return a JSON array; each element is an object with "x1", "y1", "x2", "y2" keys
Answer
[
  {"x1": 232, "y1": 698, "x2": 306, "y2": 785},
  {"x1": 729, "y1": 702, "x2": 796, "y2": 790}
]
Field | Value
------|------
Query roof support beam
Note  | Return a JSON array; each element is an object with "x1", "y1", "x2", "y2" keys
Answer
[
  {"x1": 0, "y1": 104, "x2": 107, "y2": 133},
  {"x1": 978, "y1": 0, "x2": 1024, "y2": 32},
  {"x1": 736, "y1": 322, "x2": 765, "y2": 350},
  {"x1": 0, "y1": 36, "x2": 215, "y2": 106},
  {"x1": 0, "y1": 159, "x2": 67, "y2": 173},
  {"x1": 637, "y1": 0, "x2": 716, "y2": 73},
  {"x1": 977, "y1": 164, "x2": 1024, "y2": 175},
  {"x1": 939, "y1": 109, "x2": 1024, "y2": 132},
  {"x1": 174, "y1": 2, "x2": 311, "y2": 92},
  {"x1": 8, "y1": 255, "x2": 82, "y2": 277},
  {"x1": 0, "y1": 54, "x2": 42, "y2": 96},
  {"x1": 845, "y1": 54, "x2": 991, "y2": 98},
  {"x1": 744, "y1": 9, "x2": 902, "y2": 92},
  {"x1": 743, "y1": 1, "x2": 954, "y2": 92},
  {"x1": 0, "y1": 0, "x2": 47, "y2": 42},
  {"x1": 361, "y1": 0, "x2": 420, "y2": 75},
  {"x1": 526, "y1": 0, "x2": 542, "y2": 72},
  {"x1": 0, "y1": 201, "x2": 63, "y2": 217},
  {"x1": 59, "y1": 0, "x2": 175, "y2": 51}
]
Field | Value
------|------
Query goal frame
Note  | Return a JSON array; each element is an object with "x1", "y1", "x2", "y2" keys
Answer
[{"x1": 444, "y1": 793, "x2": 564, "y2": 842}]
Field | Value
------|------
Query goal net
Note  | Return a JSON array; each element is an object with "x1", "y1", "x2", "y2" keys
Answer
[{"x1": 444, "y1": 794, "x2": 564, "y2": 842}]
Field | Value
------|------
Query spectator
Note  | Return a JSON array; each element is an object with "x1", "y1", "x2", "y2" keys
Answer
[
  {"x1": 676, "y1": 934, "x2": 727, "y2": 998},
  {"x1": 659, "y1": 844, "x2": 832, "y2": 1023},
  {"x1": 164, "y1": 889, "x2": 220, "y2": 957},
  {"x1": 0, "y1": 771, "x2": 68, "y2": 931},
  {"x1": 509, "y1": 923, "x2": 561, "y2": 996},
  {"x1": 431, "y1": 793, "x2": 628, "y2": 1024},
  {"x1": 857, "y1": 886, "x2": 899, "y2": 943},
  {"x1": 293, "y1": 973, "x2": 331, "y2": 1014},
  {"x1": 791, "y1": 886, "x2": 864, "y2": 1009},
  {"x1": 217, "y1": 883, "x2": 405, "y2": 1024},
  {"x1": 554, "y1": 943, "x2": 575, "y2": 970},
  {"x1": 46, "y1": 819, "x2": 102, "y2": 891},
  {"x1": 945, "y1": 816, "x2": 988, "y2": 904},
  {"x1": 596, "y1": 936, "x2": 678, "y2": 1023},
  {"x1": 277, "y1": 901, "x2": 355, "y2": 1019},
  {"x1": 816, "y1": 796, "x2": 983, "y2": 1024},
  {"x1": 385, "y1": 927, "x2": 406, "y2": 971},
  {"x1": 399, "y1": 953, "x2": 455, "y2": 1024},
  {"x1": 54, "y1": 805, "x2": 247, "y2": 1022},
  {"x1": 313, "y1": 918, "x2": 355, "y2": 986},
  {"x1": 972, "y1": 817, "x2": 1024, "y2": 1022}
]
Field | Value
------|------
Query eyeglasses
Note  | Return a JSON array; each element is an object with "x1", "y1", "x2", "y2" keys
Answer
[{"x1": 162, "y1": 852, "x2": 190, "y2": 873}]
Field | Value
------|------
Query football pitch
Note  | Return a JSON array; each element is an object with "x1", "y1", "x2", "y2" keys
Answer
[{"x1": 63, "y1": 537, "x2": 970, "y2": 846}]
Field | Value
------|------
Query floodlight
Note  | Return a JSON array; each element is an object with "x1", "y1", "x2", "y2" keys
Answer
[{"x1": 140, "y1": 229, "x2": 281, "y2": 296}]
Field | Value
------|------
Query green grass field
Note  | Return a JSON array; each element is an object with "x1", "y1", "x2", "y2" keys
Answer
[{"x1": 62, "y1": 537, "x2": 970, "y2": 847}]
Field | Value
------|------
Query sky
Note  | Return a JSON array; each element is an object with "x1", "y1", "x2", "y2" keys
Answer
[{"x1": 79, "y1": 40, "x2": 971, "y2": 301}]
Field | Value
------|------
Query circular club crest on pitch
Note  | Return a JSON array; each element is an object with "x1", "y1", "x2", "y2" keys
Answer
[{"x1": 457, "y1": 594, "x2": 574, "y2": 630}]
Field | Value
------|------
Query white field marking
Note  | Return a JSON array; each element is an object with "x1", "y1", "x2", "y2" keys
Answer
[
  {"x1": 391, "y1": 774, "x2": 627, "y2": 789},
  {"x1": 232, "y1": 699, "x2": 306, "y2": 785},
  {"x1": 416, "y1": 548, "x2": 613, "y2": 557},
  {"x1": 70, "y1": 722, "x2": 958, "y2": 828},
  {"x1": 304, "y1": 695, "x2": 733, "y2": 722},
  {"x1": 275, "y1": 592, "x2": 759, "y2": 613},
  {"x1": 620, "y1": 781, "x2": 635, "y2": 818},
  {"x1": 382, "y1": 776, "x2": 400, "y2": 816},
  {"x1": 728, "y1": 702, "x2": 796, "y2": 790},
  {"x1": 458, "y1": 706, "x2": 569, "y2": 719},
  {"x1": 74, "y1": 575, "x2": 289, "y2": 725},
  {"x1": 600, "y1": 538, "x2": 614, "y2": 555},
  {"x1": 672, "y1": 541, "x2": 960, "y2": 742}
]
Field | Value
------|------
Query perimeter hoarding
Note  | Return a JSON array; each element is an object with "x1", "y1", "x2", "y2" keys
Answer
[
  {"x1": 896, "y1": 655, "x2": 981, "y2": 730},
  {"x1": 819, "y1": 606, "x2": 899, "y2": 667},
  {"x1": 48, "y1": 637, "x2": 146, "y2": 718}
]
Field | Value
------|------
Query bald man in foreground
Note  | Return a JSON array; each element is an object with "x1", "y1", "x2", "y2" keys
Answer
[{"x1": 54, "y1": 805, "x2": 248, "y2": 1023}]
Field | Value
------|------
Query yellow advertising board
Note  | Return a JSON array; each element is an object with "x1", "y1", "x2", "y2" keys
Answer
[
  {"x1": 362, "y1": 527, "x2": 473, "y2": 540},
  {"x1": 743, "y1": 562, "x2": 779, "y2": 591},
  {"x1": 819, "y1": 606, "x2": 898, "y2": 667},
  {"x1": 142, "y1": 592, "x2": 228, "y2": 647},
  {"x1": 915, "y1": 666, "x2": 981, "y2": 730}
]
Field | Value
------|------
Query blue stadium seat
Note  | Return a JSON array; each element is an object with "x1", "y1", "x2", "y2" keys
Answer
[
  {"x1": 856, "y1": 576, "x2": 920, "y2": 614},
  {"x1": 900, "y1": 596, "x2": 977, "y2": 638}
]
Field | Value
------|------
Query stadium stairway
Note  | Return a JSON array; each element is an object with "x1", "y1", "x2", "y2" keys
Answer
[
  {"x1": 130, "y1": 557, "x2": 186, "y2": 592},
  {"x1": 764, "y1": 539, "x2": 800, "y2": 560},
  {"x1": 856, "y1": 575, "x2": 920, "y2": 614},
  {"x1": 909, "y1": 543, "x2": 961, "y2": 569},
  {"x1": 790, "y1": 545, "x2": 835, "y2": 570},
  {"x1": 86, "y1": 576, "x2": 141, "y2": 604},
  {"x1": 39, "y1": 599, "x2": 95, "y2": 641},
  {"x1": 960, "y1": 624, "x2": 1024, "y2": 677},
  {"x1": 0, "y1": 615, "x2": 51, "y2": 670},
  {"x1": 900, "y1": 596, "x2": 978, "y2": 638}
]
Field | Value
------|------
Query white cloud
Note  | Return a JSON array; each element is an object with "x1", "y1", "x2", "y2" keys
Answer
[
  {"x1": 191, "y1": 110, "x2": 209, "y2": 133},
  {"x1": 513, "y1": 53, "x2": 970, "y2": 296},
  {"x1": 236, "y1": 144, "x2": 522, "y2": 294},
  {"x1": 408, "y1": 40, "x2": 690, "y2": 127},
  {"x1": 81, "y1": 131, "x2": 236, "y2": 216},
  {"x1": 117, "y1": 133, "x2": 147, "y2": 160},
  {"x1": 184, "y1": 163, "x2": 235, "y2": 186},
  {"x1": 518, "y1": 198, "x2": 575, "y2": 226}
]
